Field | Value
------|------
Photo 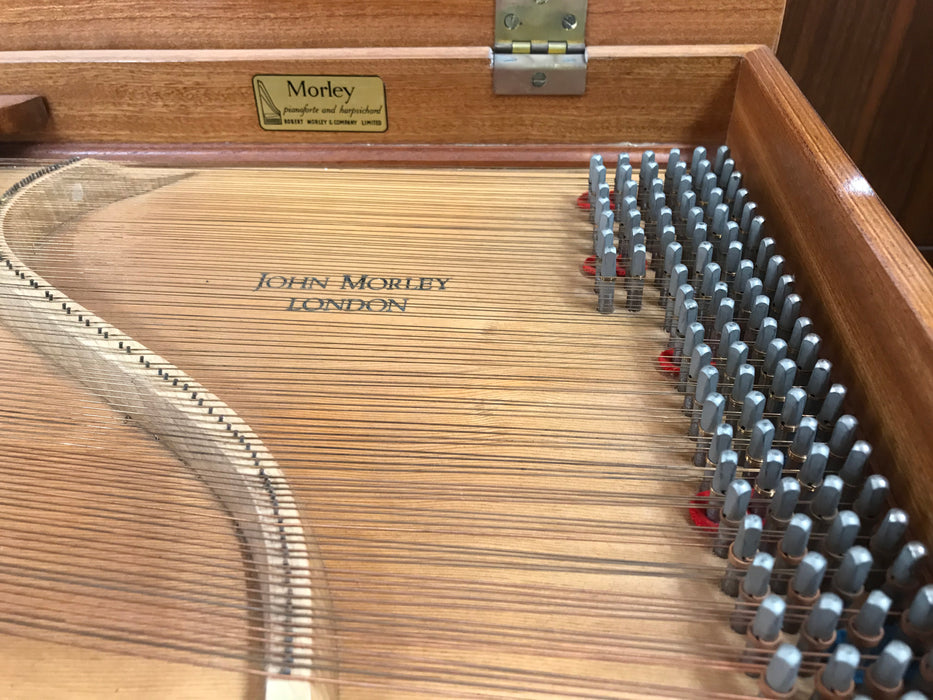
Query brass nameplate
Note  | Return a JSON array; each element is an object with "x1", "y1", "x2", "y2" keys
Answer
[{"x1": 252, "y1": 75, "x2": 387, "y2": 132}]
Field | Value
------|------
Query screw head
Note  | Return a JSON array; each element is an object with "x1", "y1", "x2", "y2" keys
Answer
[
  {"x1": 561, "y1": 14, "x2": 577, "y2": 30},
  {"x1": 531, "y1": 72, "x2": 548, "y2": 88},
  {"x1": 503, "y1": 13, "x2": 521, "y2": 30}
]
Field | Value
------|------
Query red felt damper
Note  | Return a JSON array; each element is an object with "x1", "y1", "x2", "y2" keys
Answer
[
  {"x1": 689, "y1": 490, "x2": 719, "y2": 531},
  {"x1": 657, "y1": 347, "x2": 680, "y2": 375},
  {"x1": 576, "y1": 191, "x2": 617, "y2": 210},
  {"x1": 581, "y1": 256, "x2": 625, "y2": 277}
]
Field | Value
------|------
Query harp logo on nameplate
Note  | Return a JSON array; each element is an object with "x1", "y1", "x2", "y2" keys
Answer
[{"x1": 252, "y1": 75, "x2": 387, "y2": 132}]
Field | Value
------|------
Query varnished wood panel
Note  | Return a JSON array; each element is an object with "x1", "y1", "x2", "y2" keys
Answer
[
  {"x1": 0, "y1": 1, "x2": 786, "y2": 51},
  {"x1": 0, "y1": 95, "x2": 47, "y2": 135},
  {"x1": 777, "y1": 0, "x2": 933, "y2": 254},
  {"x1": 727, "y1": 46, "x2": 933, "y2": 544},
  {"x1": 0, "y1": 46, "x2": 747, "y2": 147}
]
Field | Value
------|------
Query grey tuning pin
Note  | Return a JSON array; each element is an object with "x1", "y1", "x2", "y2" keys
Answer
[
  {"x1": 725, "y1": 340, "x2": 749, "y2": 380},
  {"x1": 788, "y1": 416, "x2": 818, "y2": 464},
  {"x1": 687, "y1": 363, "x2": 719, "y2": 421},
  {"x1": 828, "y1": 415, "x2": 859, "y2": 470},
  {"x1": 751, "y1": 594, "x2": 786, "y2": 642},
  {"x1": 798, "y1": 443, "x2": 829, "y2": 492},
  {"x1": 832, "y1": 545, "x2": 873, "y2": 596},
  {"x1": 772, "y1": 274, "x2": 795, "y2": 316},
  {"x1": 690, "y1": 146, "x2": 707, "y2": 177},
  {"x1": 790, "y1": 551, "x2": 828, "y2": 598},
  {"x1": 763, "y1": 255, "x2": 785, "y2": 297},
  {"x1": 853, "y1": 474, "x2": 888, "y2": 522},
  {"x1": 762, "y1": 338, "x2": 789, "y2": 378},
  {"x1": 766, "y1": 358, "x2": 797, "y2": 414},
  {"x1": 795, "y1": 333, "x2": 821, "y2": 382},
  {"x1": 802, "y1": 592, "x2": 844, "y2": 642},
  {"x1": 851, "y1": 589, "x2": 892, "y2": 641},
  {"x1": 762, "y1": 644, "x2": 801, "y2": 695},
  {"x1": 679, "y1": 332, "x2": 708, "y2": 392},
  {"x1": 870, "y1": 509, "x2": 908, "y2": 562},
  {"x1": 887, "y1": 541, "x2": 927, "y2": 587},
  {"x1": 723, "y1": 479, "x2": 753, "y2": 522},
  {"x1": 777, "y1": 293, "x2": 801, "y2": 338},
  {"x1": 778, "y1": 387, "x2": 806, "y2": 439},
  {"x1": 737, "y1": 390, "x2": 766, "y2": 434},
  {"x1": 718, "y1": 157, "x2": 735, "y2": 188},
  {"x1": 839, "y1": 440, "x2": 872, "y2": 492},
  {"x1": 787, "y1": 316, "x2": 813, "y2": 358},
  {"x1": 805, "y1": 360, "x2": 832, "y2": 413},
  {"x1": 818, "y1": 643, "x2": 859, "y2": 694},
  {"x1": 906, "y1": 585, "x2": 933, "y2": 633},
  {"x1": 809, "y1": 474, "x2": 843, "y2": 522},
  {"x1": 712, "y1": 448, "x2": 739, "y2": 495},
  {"x1": 693, "y1": 391, "x2": 725, "y2": 454},
  {"x1": 663, "y1": 266, "x2": 689, "y2": 330},
  {"x1": 713, "y1": 145, "x2": 730, "y2": 175},
  {"x1": 745, "y1": 296, "x2": 771, "y2": 342},
  {"x1": 735, "y1": 513, "x2": 763, "y2": 559},
  {"x1": 769, "y1": 478, "x2": 801, "y2": 522},
  {"x1": 745, "y1": 552, "x2": 776, "y2": 598},
  {"x1": 816, "y1": 384, "x2": 847, "y2": 438},
  {"x1": 740, "y1": 201, "x2": 758, "y2": 234},
  {"x1": 780, "y1": 513, "x2": 812, "y2": 559},
  {"x1": 699, "y1": 172, "x2": 717, "y2": 205},
  {"x1": 754, "y1": 317, "x2": 779, "y2": 356},
  {"x1": 731, "y1": 187, "x2": 748, "y2": 219},
  {"x1": 730, "y1": 365, "x2": 756, "y2": 407},
  {"x1": 865, "y1": 640, "x2": 912, "y2": 693},
  {"x1": 755, "y1": 449, "x2": 784, "y2": 496},
  {"x1": 707, "y1": 423, "x2": 734, "y2": 468},
  {"x1": 747, "y1": 419, "x2": 775, "y2": 468},
  {"x1": 745, "y1": 216, "x2": 765, "y2": 259},
  {"x1": 733, "y1": 259, "x2": 754, "y2": 300},
  {"x1": 740, "y1": 276, "x2": 764, "y2": 316},
  {"x1": 715, "y1": 480, "x2": 753, "y2": 559},
  {"x1": 823, "y1": 510, "x2": 861, "y2": 559}
]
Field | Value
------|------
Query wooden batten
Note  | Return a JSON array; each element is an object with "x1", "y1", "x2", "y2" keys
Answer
[
  {"x1": 0, "y1": 0, "x2": 786, "y2": 51},
  {"x1": 0, "y1": 46, "x2": 749, "y2": 151},
  {"x1": 728, "y1": 47, "x2": 933, "y2": 544}
]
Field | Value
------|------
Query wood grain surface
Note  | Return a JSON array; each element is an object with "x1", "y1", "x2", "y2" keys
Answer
[
  {"x1": 778, "y1": 0, "x2": 933, "y2": 254},
  {"x1": 0, "y1": 1, "x2": 785, "y2": 51},
  {"x1": 0, "y1": 46, "x2": 748, "y2": 147},
  {"x1": 0, "y1": 94, "x2": 47, "y2": 135},
  {"x1": 727, "y1": 47, "x2": 933, "y2": 546}
]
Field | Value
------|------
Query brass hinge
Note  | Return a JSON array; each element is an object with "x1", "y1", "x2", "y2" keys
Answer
[{"x1": 493, "y1": 0, "x2": 587, "y2": 95}]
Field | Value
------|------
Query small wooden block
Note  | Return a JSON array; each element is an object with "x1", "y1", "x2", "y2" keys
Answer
[{"x1": 0, "y1": 95, "x2": 48, "y2": 135}]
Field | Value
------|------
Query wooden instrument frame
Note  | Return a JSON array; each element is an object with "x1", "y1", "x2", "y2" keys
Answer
[{"x1": 0, "y1": 3, "x2": 932, "y2": 687}]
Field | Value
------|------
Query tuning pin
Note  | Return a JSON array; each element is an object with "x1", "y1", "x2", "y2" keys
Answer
[
  {"x1": 900, "y1": 585, "x2": 933, "y2": 652},
  {"x1": 699, "y1": 171, "x2": 717, "y2": 206},
  {"x1": 787, "y1": 416, "x2": 818, "y2": 473},
  {"x1": 821, "y1": 510, "x2": 861, "y2": 566},
  {"x1": 771, "y1": 513, "x2": 813, "y2": 595},
  {"x1": 744, "y1": 296, "x2": 772, "y2": 344},
  {"x1": 729, "y1": 367, "x2": 757, "y2": 432},
  {"x1": 732, "y1": 259, "x2": 754, "y2": 301},
  {"x1": 758, "y1": 643, "x2": 801, "y2": 698},
  {"x1": 746, "y1": 419, "x2": 776, "y2": 475},
  {"x1": 812, "y1": 643, "x2": 859, "y2": 696},
  {"x1": 870, "y1": 508, "x2": 909, "y2": 566},
  {"x1": 723, "y1": 514, "x2": 764, "y2": 597},
  {"x1": 839, "y1": 441, "x2": 872, "y2": 504},
  {"x1": 686, "y1": 363, "x2": 718, "y2": 420},
  {"x1": 853, "y1": 474, "x2": 888, "y2": 527},
  {"x1": 808, "y1": 475, "x2": 843, "y2": 533},
  {"x1": 763, "y1": 256, "x2": 785, "y2": 298},
  {"x1": 816, "y1": 385, "x2": 847, "y2": 441},
  {"x1": 713, "y1": 145, "x2": 730, "y2": 175},
  {"x1": 796, "y1": 593, "x2": 844, "y2": 670},
  {"x1": 739, "y1": 276, "x2": 763, "y2": 321},
  {"x1": 831, "y1": 546, "x2": 873, "y2": 609},
  {"x1": 804, "y1": 360, "x2": 832, "y2": 415},
  {"x1": 742, "y1": 595, "x2": 787, "y2": 677},
  {"x1": 795, "y1": 334, "x2": 821, "y2": 388},
  {"x1": 766, "y1": 358, "x2": 796, "y2": 415},
  {"x1": 772, "y1": 274, "x2": 795, "y2": 317},
  {"x1": 753, "y1": 449, "x2": 784, "y2": 505},
  {"x1": 709, "y1": 447, "x2": 739, "y2": 510},
  {"x1": 669, "y1": 282, "x2": 695, "y2": 343},
  {"x1": 692, "y1": 391, "x2": 725, "y2": 458},
  {"x1": 714, "y1": 479, "x2": 753, "y2": 558},
  {"x1": 777, "y1": 293, "x2": 802, "y2": 340},
  {"x1": 826, "y1": 415, "x2": 858, "y2": 474},
  {"x1": 847, "y1": 589, "x2": 892, "y2": 651},
  {"x1": 677, "y1": 323, "x2": 705, "y2": 391},
  {"x1": 753, "y1": 318, "x2": 779, "y2": 359},
  {"x1": 663, "y1": 265, "x2": 689, "y2": 331},
  {"x1": 595, "y1": 246, "x2": 617, "y2": 314},
  {"x1": 730, "y1": 185, "x2": 747, "y2": 216},
  {"x1": 766, "y1": 477, "x2": 801, "y2": 535},
  {"x1": 761, "y1": 338, "x2": 789, "y2": 384},
  {"x1": 745, "y1": 216, "x2": 764, "y2": 259},
  {"x1": 884, "y1": 542, "x2": 928, "y2": 608},
  {"x1": 797, "y1": 443, "x2": 829, "y2": 498},
  {"x1": 755, "y1": 238, "x2": 776, "y2": 277},
  {"x1": 862, "y1": 640, "x2": 912, "y2": 699},
  {"x1": 786, "y1": 316, "x2": 813, "y2": 359},
  {"x1": 784, "y1": 552, "x2": 829, "y2": 635},
  {"x1": 776, "y1": 387, "x2": 806, "y2": 443},
  {"x1": 626, "y1": 244, "x2": 646, "y2": 312},
  {"x1": 718, "y1": 157, "x2": 735, "y2": 189},
  {"x1": 731, "y1": 551, "x2": 775, "y2": 634}
]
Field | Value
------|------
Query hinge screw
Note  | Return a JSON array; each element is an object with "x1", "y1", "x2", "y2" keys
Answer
[
  {"x1": 503, "y1": 13, "x2": 521, "y2": 30},
  {"x1": 561, "y1": 14, "x2": 577, "y2": 30},
  {"x1": 531, "y1": 72, "x2": 548, "y2": 88}
]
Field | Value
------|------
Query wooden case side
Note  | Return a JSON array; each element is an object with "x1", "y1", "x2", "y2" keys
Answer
[
  {"x1": 0, "y1": 46, "x2": 747, "y2": 150},
  {"x1": 0, "y1": 1, "x2": 786, "y2": 51},
  {"x1": 727, "y1": 46, "x2": 933, "y2": 542}
]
